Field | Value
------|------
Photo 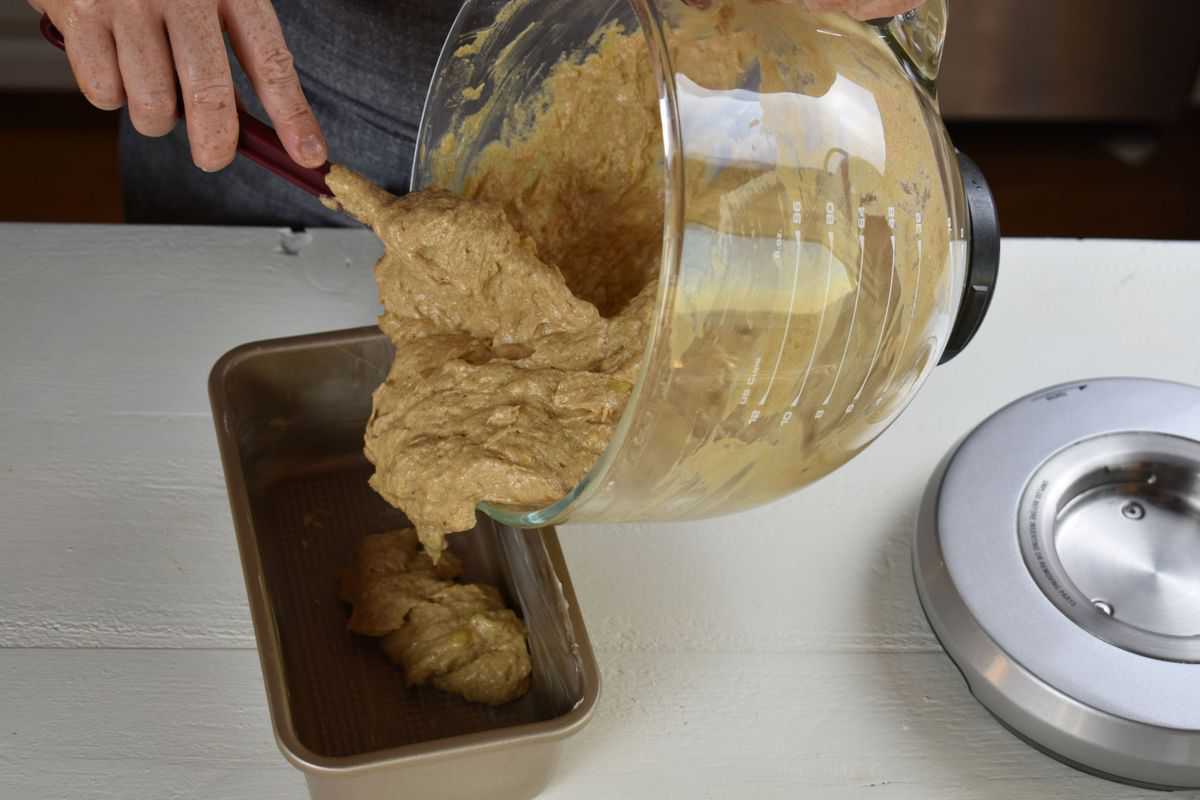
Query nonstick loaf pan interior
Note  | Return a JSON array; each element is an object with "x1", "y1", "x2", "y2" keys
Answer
[{"x1": 210, "y1": 326, "x2": 597, "y2": 763}]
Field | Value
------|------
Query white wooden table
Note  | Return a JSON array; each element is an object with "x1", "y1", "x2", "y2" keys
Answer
[{"x1": 2, "y1": 226, "x2": 1197, "y2": 799}]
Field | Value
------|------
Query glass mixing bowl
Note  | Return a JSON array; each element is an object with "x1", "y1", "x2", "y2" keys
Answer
[{"x1": 411, "y1": 0, "x2": 999, "y2": 526}]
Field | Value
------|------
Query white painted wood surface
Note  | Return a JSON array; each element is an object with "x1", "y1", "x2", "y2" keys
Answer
[{"x1": 1, "y1": 226, "x2": 1198, "y2": 799}]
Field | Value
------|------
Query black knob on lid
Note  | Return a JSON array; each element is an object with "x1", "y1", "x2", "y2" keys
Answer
[{"x1": 940, "y1": 151, "x2": 1000, "y2": 364}]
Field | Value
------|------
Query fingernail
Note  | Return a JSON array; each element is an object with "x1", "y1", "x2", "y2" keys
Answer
[
  {"x1": 299, "y1": 133, "x2": 327, "y2": 165},
  {"x1": 197, "y1": 153, "x2": 233, "y2": 173}
]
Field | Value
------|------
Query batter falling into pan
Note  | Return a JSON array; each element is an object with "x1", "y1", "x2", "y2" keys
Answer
[{"x1": 340, "y1": 528, "x2": 532, "y2": 705}]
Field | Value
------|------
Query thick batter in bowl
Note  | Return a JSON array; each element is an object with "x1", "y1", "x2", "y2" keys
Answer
[{"x1": 412, "y1": 0, "x2": 982, "y2": 528}]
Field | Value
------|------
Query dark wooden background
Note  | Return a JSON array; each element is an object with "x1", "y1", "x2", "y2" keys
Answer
[{"x1": 2, "y1": 92, "x2": 1198, "y2": 240}]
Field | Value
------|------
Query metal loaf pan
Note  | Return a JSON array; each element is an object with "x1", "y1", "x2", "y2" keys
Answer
[{"x1": 209, "y1": 326, "x2": 599, "y2": 800}]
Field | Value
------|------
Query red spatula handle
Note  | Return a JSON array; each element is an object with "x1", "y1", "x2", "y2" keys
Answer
[{"x1": 40, "y1": 13, "x2": 331, "y2": 198}]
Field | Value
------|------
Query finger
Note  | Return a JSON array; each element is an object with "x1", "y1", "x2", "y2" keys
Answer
[
  {"x1": 165, "y1": 0, "x2": 237, "y2": 172},
  {"x1": 112, "y1": 9, "x2": 176, "y2": 137},
  {"x1": 847, "y1": 0, "x2": 922, "y2": 19},
  {"x1": 57, "y1": 2, "x2": 125, "y2": 110},
  {"x1": 222, "y1": 0, "x2": 326, "y2": 167},
  {"x1": 798, "y1": 0, "x2": 920, "y2": 15}
]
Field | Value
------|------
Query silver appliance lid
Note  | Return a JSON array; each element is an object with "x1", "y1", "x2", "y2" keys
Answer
[{"x1": 915, "y1": 378, "x2": 1200, "y2": 789}]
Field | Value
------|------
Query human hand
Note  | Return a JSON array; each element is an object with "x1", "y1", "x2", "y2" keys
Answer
[
  {"x1": 29, "y1": 0, "x2": 327, "y2": 172},
  {"x1": 792, "y1": 0, "x2": 924, "y2": 19},
  {"x1": 684, "y1": 0, "x2": 924, "y2": 20}
]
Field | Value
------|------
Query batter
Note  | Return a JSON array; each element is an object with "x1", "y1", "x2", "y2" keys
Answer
[
  {"x1": 324, "y1": 165, "x2": 657, "y2": 561},
  {"x1": 327, "y1": 0, "x2": 959, "y2": 553},
  {"x1": 341, "y1": 529, "x2": 531, "y2": 705},
  {"x1": 320, "y1": 13, "x2": 668, "y2": 560},
  {"x1": 424, "y1": 1, "x2": 961, "y2": 523}
]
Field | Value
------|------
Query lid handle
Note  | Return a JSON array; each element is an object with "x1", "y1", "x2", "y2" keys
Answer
[{"x1": 886, "y1": 0, "x2": 948, "y2": 83}]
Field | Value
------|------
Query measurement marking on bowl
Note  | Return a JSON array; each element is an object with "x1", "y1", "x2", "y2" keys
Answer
[
  {"x1": 879, "y1": 214, "x2": 923, "y2": 403},
  {"x1": 850, "y1": 218, "x2": 897, "y2": 414},
  {"x1": 820, "y1": 209, "x2": 866, "y2": 417},
  {"x1": 786, "y1": 228, "x2": 836, "y2": 423},
  {"x1": 758, "y1": 208, "x2": 803, "y2": 410},
  {"x1": 739, "y1": 356, "x2": 764, "y2": 407}
]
